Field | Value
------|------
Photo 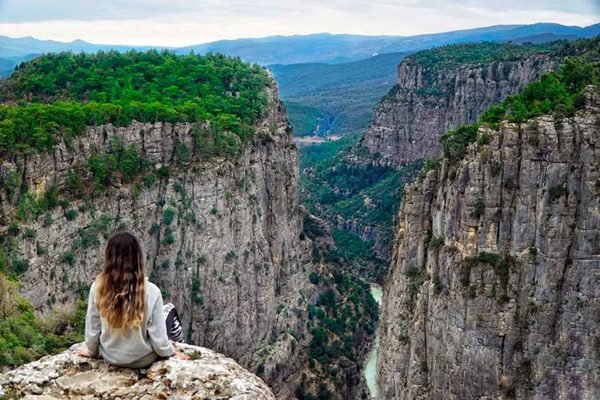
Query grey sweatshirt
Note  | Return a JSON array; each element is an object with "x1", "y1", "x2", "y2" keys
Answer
[{"x1": 85, "y1": 278, "x2": 176, "y2": 368}]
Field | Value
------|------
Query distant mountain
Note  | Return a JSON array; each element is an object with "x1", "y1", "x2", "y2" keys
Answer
[
  {"x1": 0, "y1": 22, "x2": 598, "y2": 76},
  {"x1": 508, "y1": 33, "x2": 579, "y2": 44},
  {"x1": 269, "y1": 52, "x2": 407, "y2": 136},
  {"x1": 1, "y1": 22, "x2": 598, "y2": 134},
  {"x1": 0, "y1": 37, "x2": 156, "y2": 77},
  {"x1": 177, "y1": 23, "x2": 600, "y2": 65},
  {"x1": 0, "y1": 36, "x2": 154, "y2": 58}
]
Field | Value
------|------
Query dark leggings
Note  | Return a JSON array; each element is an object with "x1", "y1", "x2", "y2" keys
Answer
[{"x1": 163, "y1": 303, "x2": 184, "y2": 343}]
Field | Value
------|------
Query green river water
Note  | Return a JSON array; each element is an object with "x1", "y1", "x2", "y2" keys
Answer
[{"x1": 364, "y1": 284, "x2": 383, "y2": 399}]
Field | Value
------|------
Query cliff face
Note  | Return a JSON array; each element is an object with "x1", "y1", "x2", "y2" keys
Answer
[
  {"x1": 0, "y1": 343, "x2": 276, "y2": 399},
  {"x1": 377, "y1": 87, "x2": 600, "y2": 399},
  {"x1": 0, "y1": 85, "x2": 317, "y2": 397},
  {"x1": 363, "y1": 56, "x2": 557, "y2": 166}
]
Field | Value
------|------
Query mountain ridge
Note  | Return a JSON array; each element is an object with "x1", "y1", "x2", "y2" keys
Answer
[{"x1": 0, "y1": 22, "x2": 598, "y2": 69}]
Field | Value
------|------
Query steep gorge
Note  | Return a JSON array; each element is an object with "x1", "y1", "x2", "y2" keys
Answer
[
  {"x1": 377, "y1": 86, "x2": 600, "y2": 399},
  {"x1": 301, "y1": 43, "x2": 568, "y2": 277}
]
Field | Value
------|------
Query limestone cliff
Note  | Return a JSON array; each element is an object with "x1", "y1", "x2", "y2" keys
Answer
[
  {"x1": 0, "y1": 84, "x2": 316, "y2": 398},
  {"x1": 377, "y1": 87, "x2": 600, "y2": 399},
  {"x1": 0, "y1": 343, "x2": 276, "y2": 399},
  {"x1": 363, "y1": 55, "x2": 557, "y2": 166}
]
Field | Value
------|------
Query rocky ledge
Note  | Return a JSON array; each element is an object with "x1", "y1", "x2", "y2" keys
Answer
[{"x1": 0, "y1": 343, "x2": 276, "y2": 400}]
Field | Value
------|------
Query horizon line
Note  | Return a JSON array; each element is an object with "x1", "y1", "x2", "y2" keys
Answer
[{"x1": 0, "y1": 21, "x2": 597, "y2": 49}]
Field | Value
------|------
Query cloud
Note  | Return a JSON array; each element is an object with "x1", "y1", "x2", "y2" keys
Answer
[{"x1": 0, "y1": 0, "x2": 597, "y2": 46}]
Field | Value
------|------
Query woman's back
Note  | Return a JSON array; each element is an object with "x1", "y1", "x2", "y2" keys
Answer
[
  {"x1": 85, "y1": 278, "x2": 175, "y2": 368},
  {"x1": 83, "y1": 232, "x2": 175, "y2": 368}
]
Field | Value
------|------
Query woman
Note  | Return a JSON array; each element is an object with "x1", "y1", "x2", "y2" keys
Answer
[{"x1": 79, "y1": 231, "x2": 189, "y2": 367}]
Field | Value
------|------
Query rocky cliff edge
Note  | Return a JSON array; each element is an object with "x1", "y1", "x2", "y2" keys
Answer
[{"x1": 0, "y1": 343, "x2": 276, "y2": 400}]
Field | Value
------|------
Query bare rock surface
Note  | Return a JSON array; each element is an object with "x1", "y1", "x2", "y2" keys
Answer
[
  {"x1": 377, "y1": 86, "x2": 600, "y2": 399},
  {"x1": 0, "y1": 343, "x2": 276, "y2": 399}
]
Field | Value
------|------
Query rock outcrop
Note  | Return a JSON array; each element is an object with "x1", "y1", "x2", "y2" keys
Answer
[
  {"x1": 0, "y1": 343, "x2": 276, "y2": 399},
  {"x1": 363, "y1": 55, "x2": 557, "y2": 166},
  {"x1": 377, "y1": 87, "x2": 600, "y2": 399},
  {"x1": 0, "y1": 83, "x2": 316, "y2": 398}
]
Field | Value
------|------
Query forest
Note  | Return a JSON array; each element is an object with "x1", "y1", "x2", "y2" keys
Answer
[{"x1": 0, "y1": 50, "x2": 271, "y2": 157}]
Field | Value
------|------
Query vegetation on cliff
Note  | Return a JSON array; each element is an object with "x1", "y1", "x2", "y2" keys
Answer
[
  {"x1": 405, "y1": 41, "x2": 565, "y2": 74},
  {"x1": 0, "y1": 51, "x2": 274, "y2": 369},
  {"x1": 0, "y1": 51, "x2": 271, "y2": 157},
  {"x1": 297, "y1": 216, "x2": 379, "y2": 400},
  {"x1": 0, "y1": 275, "x2": 85, "y2": 368}
]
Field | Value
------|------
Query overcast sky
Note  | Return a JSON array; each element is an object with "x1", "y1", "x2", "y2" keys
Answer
[{"x1": 0, "y1": 0, "x2": 598, "y2": 46}]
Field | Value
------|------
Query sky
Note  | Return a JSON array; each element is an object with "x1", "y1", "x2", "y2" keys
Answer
[{"x1": 0, "y1": 0, "x2": 599, "y2": 46}]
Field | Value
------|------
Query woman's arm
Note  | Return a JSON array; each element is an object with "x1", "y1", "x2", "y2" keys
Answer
[
  {"x1": 84, "y1": 282, "x2": 101, "y2": 357},
  {"x1": 148, "y1": 295, "x2": 176, "y2": 358}
]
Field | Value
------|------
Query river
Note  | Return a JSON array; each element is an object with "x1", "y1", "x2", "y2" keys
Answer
[{"x1": 364, "y1": 284, "x2": 383, "y2": 399}]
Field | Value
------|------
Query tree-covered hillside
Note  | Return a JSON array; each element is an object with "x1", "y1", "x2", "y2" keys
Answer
[
  {"x1": 0, "y1": 51, "x2": 271, "y2": 157},
  {"x1": 300, "y1": 139, "x2": 422, "y2": 281},
  {"x1": 405, "y1": 41, "x2": 565, "y2": 74}
]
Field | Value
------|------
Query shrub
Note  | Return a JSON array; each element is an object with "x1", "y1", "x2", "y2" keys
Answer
[
  {"x1": 62, "y1": 252, "x2": 75, "y2": 266},
  {"x1": 64, "y1": 209, "x2": 78, "y2": 221},
  {"x1": 548, "y1": 184, "x2": 568, "y2": 201},
  {"x1": 419, "y1": 158, "x2": 440, "y2": 179},
  {"x1": 433, "y1": 274, "x2": 443, "y2": 295},
  {"x1": 12, "y1": 258, "x2": 30, "y2": 276},
  {"x1": 471, "y1": 199, "x2": 485, "y2": 219},
  {"x1": 162, "y1": 207, "x2": 176, "y2": 226},
  {"x1": 149, "y1": 222, "x2": 160, "y2": 235},
  {"x1": 504, "y1": 179, "x2": 519, "y2": 190},
  {"x1": 225, "y1": 251, "x2": 236, "y2": 262},
  {"x1": 490, "y1": 160, "x2": 503, "y2": 177},
  {"x1": 162, "y1": 229, "x2": 175, "y2": 245},
  {"x1": 191, "y1": 276, "x2": 203, "y2": 304},
  {"x1": 428, "y1": 236, "x2": 445, "y2": 248}
]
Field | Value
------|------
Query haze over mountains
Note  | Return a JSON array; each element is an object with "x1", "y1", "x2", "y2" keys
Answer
[{"x1": 1, "y1": 22, "x2": 599, "y2": 135}]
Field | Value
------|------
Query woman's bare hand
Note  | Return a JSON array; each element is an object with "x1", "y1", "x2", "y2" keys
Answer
[
  {"x1": 175, "y1": 350, "x2": 190, "y2": 360},
  {"x1": 78, "y1": 346, "x2": 90, "y2": 357}
]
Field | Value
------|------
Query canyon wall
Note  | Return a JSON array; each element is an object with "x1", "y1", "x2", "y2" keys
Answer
[
  {"x1": 363, "y1": 55, "x2": 557, "y2": 166},
  {"x1": 377, "y1": 87, "x2": 600, "y2": 399}
]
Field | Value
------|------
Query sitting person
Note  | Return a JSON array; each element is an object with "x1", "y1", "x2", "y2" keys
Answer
[{"x1": 79, "y1": 231, "x2": 189, "y2": 367}]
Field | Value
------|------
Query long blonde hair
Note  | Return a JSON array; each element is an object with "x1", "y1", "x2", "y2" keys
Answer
[{"x1": 96, "y1": 231, "x2": 146, "y2": 331}]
